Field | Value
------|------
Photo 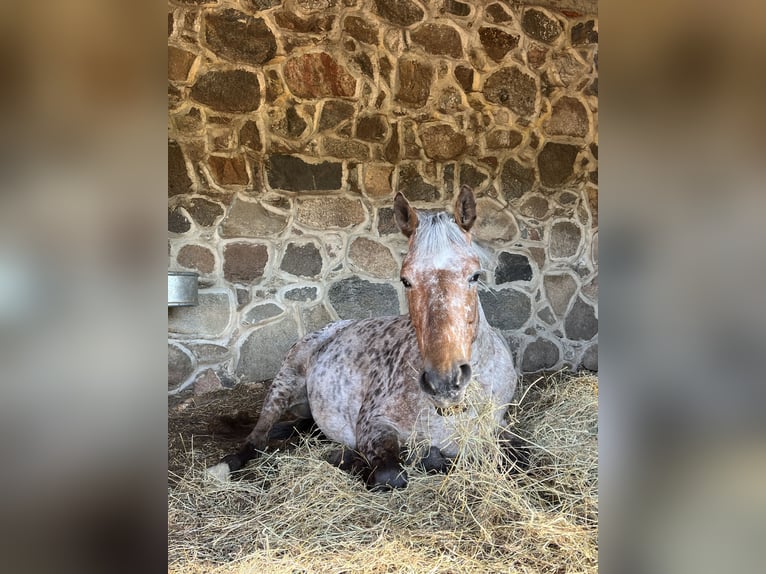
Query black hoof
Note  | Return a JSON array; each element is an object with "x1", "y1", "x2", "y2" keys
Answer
[
  {"x1": 367, "y1": 465, "x2": 408, "y2": 491},
  {"x1": 419, "y1": 446, "x2": 453, "y2": 474}
]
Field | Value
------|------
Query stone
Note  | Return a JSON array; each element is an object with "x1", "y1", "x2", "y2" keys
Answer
[
  {"x1": 188, "y1": 343, "x2": 230, "y2": 364},
  {"x1": 266, "y1": 155, "x2": 343, "y2": 191},
  {"x1": 521, "y1": 338, "x2": 560, "y2": 372},
  {"x1": 444, "y1": 0, "x2": 470, "y2": 16},
  {"x1": 178, "y1": 245, "x2": 215, "y2": 274},
  {"x1": 478, "y1": 288, "x2": 531, "y2": 331},
  {"x1": 168, "y1": 140, "x2": 192, "y2": 197},
  {"x1": 564, "y1": 296, "x2": 597, "y2": 340},
  {"x1": 410, "y1": 24, "x2": 463, "y2": 59},
  {"x1": 296, "y1": 197, "x2": 366, "y2": 229},
  {"x1": 500, "y1": 158, "x2": 535, "y2": 202},
  {"x1": 454, "y1": 66, "x2": 473, "y2": 92},
  {"x1": 364, "y1": 165, "x2": 393, "y2": 197},
  {"x1": 221, "y1": 198, "x2": 288, "y2": 237},
  {"x1": 551, "y1": 50, "x2": 588, "y2": 87},
  {"x1": 247, "y1": 0, "x2": 281, "y2": 9},
  {"x1": 239, "y1": 120, "x2": 262, "y2": 151},
  {"x1": 549, "y1": 221, "x2": 582, "y2": 259},
  {"x1": 273, "y1": 10, "x2": 334, "y2": 33},
  {"x1": 168, "y1": 46, "x2": 197, "y2": 82},
  {"x1": 344, "y1": 15, "x2": 378, "y2": 44},
  {"x1": 544, "y1": 96, "x2": 589, "y2": 137},
  {"x1": 244, "y1": 302, "x2": 284, "y2": 325},
  {"x1": 223, "y1": 243, "x2": 269, "y2": 283},
  {"x1": 585, "y1": 78, "x2": 598, "y2": 97},
  {"x1": 168, "y1": 291, "x2": 232, "y2": 337},
  {"x1": 328, "y1": 277, "x2": 400, "y2": 320},
  {"x1": 478, "y1": 27, "x2": 519, "y2": 62},
  {"x1": 483, "y1": 66, "x2": 537, "y2": 117},
  {"x1": 437, "y1": 87, "x2": 463, "y2": 114},
  {"x1": 486, "y1": 3, "x2": 512, "y2": 22},
  {"x1": 486, "y1": 129, "x2": 522, "y2": 150},
  {"x1": 495, "y1": 252, "x2": 533, "y2": 283},
  {"x1": 323, "y1": 137, "x2": 370, "y2": 160},
  {"x1": 285, "y1": 286, "x2": 318, "y2": 302},
  {"x1": 538, "y1": 142, "x2": 579, "y2": 187},
  {"x1": 204, "y1": 10, "x2": 276, "y2": 65},
  {"x1": 190, "y1": 69, "x2": 261, "y2": 113},
  {"x1": 281, "y1": 242, "x2": 323, "y2": 277},
  {"x1": 396, "y1": 58, "x2": 433, "y2": 107},
  {"x1": 581, "y1": 343, "x2": 598, "y2": 371},
  {"x1": 538, "y1": 306, "x2": 556, "y2": 325},
  {"x1": 193, "y1": 369, "x2": 224, "y2": 395},
  {"x1": 572, "y1": 20, "x2": 598, "y2": 45},
  {"x1": 582, "y1": 275, "x2": 598, "y2": 301},
  {"x1": 420, "y1": 124, "x2": 467, "y2": 161},
  {"x1": 377, "y1": 207, "x2": 397, "y2": 235},
  {"x1": 544, "y1": 272, "x2": 577, "y2": 317},
  {"x1": 373, "y1": 0, "x2": 424, "y2": 26},
  {"x1": 397, "y1": 163, "x2": 439, "y2": 202},
  {"x1": 356, "y1": 114, "x2": 387, "y2": 142},
  {"x1": 168, "y1": 208, "x2": 191, "y2": 234},
  {"x1": 459, "y1": 164, "x2": 488, "y2": 190},
  {"x1": 527, "y1": 43, "x2": 548, "y2": 69},
  {"x1": 182, "y1": 198, "x2": 224, "y2": 227},
  {"x1": 319, "y1": 100, "x2": 355, "y2": 131},
  {"x1": 384, "y1": 122, "x2": 400, "y2": 163},
  {"x1": 208, "y1": 155, "x2": 249, "y2": 186},
  {"x1": 520, "y1": 195, "x2": 549, "y2": 219},
  {"x1": 284, "y1": 53, "x2": 356, "y2": 98},
  {"x1": 270, "y1": 106, "x2": 308, "y2": 139},
  {"x1": 353, "y1": 53, "x2": 374, "y2": 78},
  {"x1": 237, "y1": 317, "x2": 301, "y2": 382},
  {"x1": 522, "y1": 9, "x2": 561, "y2": 44},
  {"x1": 349, "y1": 237, "x2": 398, "y2": 278},
  {"x1": 473, "y1": 198, "x2": 518, "y2": 242},
  {"x1": 168, "y1": 344, "x2": 194, "y2": 389},
  {"x1": 301, "y1": 304, "x2": 334, "y2": 333}
]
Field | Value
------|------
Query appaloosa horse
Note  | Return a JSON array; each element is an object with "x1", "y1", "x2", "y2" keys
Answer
[{"x1": 208, "y1": 186, "x2": 517, "y2": 489}]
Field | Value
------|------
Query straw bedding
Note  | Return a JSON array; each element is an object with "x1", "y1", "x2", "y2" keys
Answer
[{"x1": 168, "y1": 371, "x2": 598, "y2": 573}]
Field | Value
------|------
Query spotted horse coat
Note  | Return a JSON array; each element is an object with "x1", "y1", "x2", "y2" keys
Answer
[{"x1": 208, "y1": 186, "x2": 518, "y2": 489}]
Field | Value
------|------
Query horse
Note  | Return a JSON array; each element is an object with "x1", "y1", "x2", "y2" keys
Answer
[{"x1": 207, "y1": 185, "x2": 517, "y2": 489}]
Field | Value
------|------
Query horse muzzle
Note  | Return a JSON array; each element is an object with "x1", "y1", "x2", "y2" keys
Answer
[{"x1": 420, "y1": 363, "x2": 471, "y2": 412}]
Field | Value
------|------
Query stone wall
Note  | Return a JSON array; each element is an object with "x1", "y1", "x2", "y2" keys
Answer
[{"x1": 168, "y1": 0, "x2": 598, "y2": 394}]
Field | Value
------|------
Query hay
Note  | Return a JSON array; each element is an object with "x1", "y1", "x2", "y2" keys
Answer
[{"x1": 168, "y1": 371, "x2": 598, "y2": 573}]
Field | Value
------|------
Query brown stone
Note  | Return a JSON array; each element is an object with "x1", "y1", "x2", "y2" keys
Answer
[
  {"x1": 190, "y1": 69, "x2": 261, "y2": 113},
  {"x1": 266, "y1": 155, "x2": 343, "y2": 191},
  {"x1": 544, "y1": 272, "x2": 577, "y2": 317},
  {"x1": 343, "y1": 15, "x2": 378, "y2": 44},
  {"x1": 486, "y1": 129, "x2": 522, "y2": 150},
  {"x1": 323, "y1": 137, "x2": 370, "y2": 160},
  {"x1": 373, "y1": 0, "x2": 424, "y2": 26},
  {"x1": 522, "y1": 9, "x2": 562, "y2": 44},
  {"x1": 454, "y1": 65, "x2": 473, "y2": 92},
  {"x1": 356, "y1": 114, "x2": 388, "y2": 142},
  {"x1": 273, "y1": 10, "x2": 334, "y2": 33},
  {"x1": 473, "y1": 198, "x2": 519, "y2": 242},
  {"x1": 486, "y1": 3, "x2": 513, "y2": 22},
  {"x1": 410, "y1": 24, "x2": 463, "y2": 59},
  {"x1": 527, "y1": 43, "x2": 548, "y2": 69},
  {"x1": 178, "y1": 245, "x2": 215, "y2": 274},
  {"x1": 208, "y1": 155, "x2": 249, "y2": 186},
  {"x1": 168, "y1": 46, "x2": 197, "y2": 82},
  {"x1": 500, "y1": 158, "x2": 536, "y2": 202},
  {"x1": 437, "y1": 87, "x2": 464, "y2": 114},
  {"x1": 384, "y1": 122, "x2": 400, "y2": 163},
  {"x1": 520, "y1": 195, "x2": 549, "y2": 219},
  {"x1": 239, "y1": 120, "x2": 261, "y2": 151},
  {"x1": 168, "y1": 208, "x2": 191, "y2": 234},
  {"x1": 349, "y1": 238, "x2": 398, "y2": 278},
  {"x1": 572, "y1": 20, "x2": 598, "y2": 45},
  {"x1": 544, "y1": 96, "x2": 590, "y2": 137},
  {"x1": 182, "y1": 198, "x2": 224, "y2": 227},
  {"x1": 269, "y1": 106, "x2": 308, "y2": 139},
  {"x1": 397, "y1": 163, "x2": 438, "y2": 202},
  {"x1": 168, "y1": 140, "x2": 192, "y2": 197},
  {"x1": 538, "y1": 142, "x2": 579, "y2": 187},
  {"x1": 204, "y1": 9, "x2": 276, "y2": 65},
  {"x1": 478, "y1": 27, "x2": 519, "y2": 62},
  {"x1": 221, "y1": 197, "x2": 288, "y2": 237},
  {"x1": 364, "y1": 165, "x2": 393, "y2": 197},
  {"x1": 194, "y1": 369, "x2": 224, "y2": 395},
  {"x1": 168, "y1": 344, "x2": 194, "y2": 389},
  {"x1": 284, "y1": 53, "x2": 356, "y2": 99},
  {"x1": 420, "y1": 124, "x2": 466, "y2": 161},
  {"x1": 296, "y1": 197, "x2": 366, "y2": 229},
  {"x1": 223, "y1": 243, "x2": 269, "y2": 283},
  {"x1": 483, "y1": 66, "x2": 537, "y2": 117},
  {"x1": 396, "y1": 58, "x2": 433, "y2": 107},
  {"x1": 318, "y1": 100, "x2": 355, "y2": 131},
  {"x1": 549, "y1": 221, "x2": 582, "y2": 259}
]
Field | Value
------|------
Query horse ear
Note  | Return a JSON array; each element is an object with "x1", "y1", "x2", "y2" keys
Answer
[
  {"x1": 394, "y1": 192, "x2": 418, "y2": 238},
  {"x1": 454, "y1": 185, "x2": 477, "y2": 232}
]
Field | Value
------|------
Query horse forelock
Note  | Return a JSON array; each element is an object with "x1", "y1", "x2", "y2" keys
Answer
[{"x1": 408, "y1": 211, "x2": 489, "y2": 269}]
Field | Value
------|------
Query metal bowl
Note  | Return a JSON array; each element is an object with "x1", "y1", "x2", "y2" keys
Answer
[{"x1": 168, "y1": 271, "x2": 199, "y2": 306}]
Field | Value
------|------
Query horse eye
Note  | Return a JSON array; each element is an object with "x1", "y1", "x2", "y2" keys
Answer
[
  {"x1": 401, "y1": 277, "x2": 412, "y2": 288},
  {"x1": 468, "y1": 272, "x2": 481, "y2": 284}
]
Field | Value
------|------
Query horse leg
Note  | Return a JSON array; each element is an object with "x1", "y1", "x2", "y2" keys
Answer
[
  {"x1": 418, "y1": 445, "x2": 454, "y2": 474},
  {"x1": 357, "y1": 421, "x2": 408, "y2": 490}
]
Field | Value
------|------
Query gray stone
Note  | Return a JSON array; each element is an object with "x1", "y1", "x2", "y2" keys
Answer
[
  {"x1": 266, "y1": 155, "x2": 343, "y2": 191},
  {"x1": 522, "y1": 9, "x2": 561, "y2": 44},
  {"x1": 377, "y1": 207, "x2": 398, "y2": 235},
  {"x1": 221, "y1": 198, "x2": 288, "y2": 237},
  {"x1": 301, "y1": 304, "x2": 334, "y2": 333},
  {"x1": 581, "y1": 343, "x2": 598, "y2": 371},
  {"x1": 396, "y1": 58, "x2": 433, "y2": 108},
  {"x1": 520, "y1": 195, "x2": 549, "y2": 219},
  {"x1": 349, "y1": 237, "x2": 398, "y2": 278},
  {"x1": 582, "y1": 275, "x2": 598, "y2": 302},
  {"x1": 398, "y1": 163, "x2": 438, "y2": 202},
  {"x1": 187, "y1": 343, "x2": 231, "y2": 364},
  {"x1": 495, "y1": 252, "x2": 533, "y2": 283},
  {"x1": 544, "y1": 97, "x2": 589, "y2": 138},
  {"x1": 244, "y1": 303, "x2": 284, "y2": 325},
  {"x1": 549, "y1": 221, "x2": 582, "y2": 259},
  {"x1": 190, "y1": 69, "x2": 261, "y2": 113},
  {"x1": 328, "y1": 277, "x2": 400, "y2": 320},
  {"x1": 168, "y1": 344, "x2": 194, "y2": 389},
  {"x1": 500, "y1": 158, "x2": 535, "y2": 202},
  {"x1": 544, "y1": 272, "x2": 577, "y2": 317},
  {"x1": 420, "y1": 124, "x2": 467, "y2": 161},
  {"x1": 168, "y1": 140, "x2": 192, "y2": 197},
  {"x1": 193, "y1": 369, "x2": 224, "y2": 395},
  {"x1": 538, "y1": 142, "x2": 579, "y2": 187},
  {"x1": 204, "y1": 10, "x2": 276, "y2": 65},
  {"x1": 538, "y1": 306, "x2": 556, "y2": 325},
  {"x1": 168, "y1": 291, "x2": 232, "y2": 337},
  {"x1": 483, "y1": 66, "x2": 537, "y2": 117},
  {"x1": 478, "y1": 288, "x2": 531, "y2": 331},
  {"x1": 285, "y1": 286, "x2": 318, "y2": 302},
  {"x1": 521, "y1": 338, "x2": 560, "y2": 372},
  {"x1": 223, "y1": 243, "x2": 269, "y2": 283},
  {"x1": 237, "y1": 316, "x2": 301, "y2": 382},
  {"x1": 478, "y1": 27, "x2": 519, "y2": 62},
  {"x1": 374, "y1": 0, "x2": 424, "y2": 26},
  {"x1": 281, "y1": 242, "x2": 323, "y2": 277},
  {"x1": 182, "y1": 198, "x2": 224, "y2": 227},
  {"x1": 564, "y1": 296, "x2": 598, "y2": 341},
  {"x1": 284, "y1": 53, "x2": 356, "y2": 98},
  {"x1": 473, "y1": 198, "x2": 518, "y2": 242},
  {"x1": 296, "y1": 197, "x2": 366, "y2": 229},
  {"x1": 168, "y1": 208, "x2": 191, "y2": 234},
  {"x1": 410, "y1": 23, "x2": 463, "y2": 59}
]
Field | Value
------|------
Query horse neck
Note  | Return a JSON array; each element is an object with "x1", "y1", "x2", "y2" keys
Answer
[{"x1": 470, "y1": 298, "x2": 496, "y2": 364}]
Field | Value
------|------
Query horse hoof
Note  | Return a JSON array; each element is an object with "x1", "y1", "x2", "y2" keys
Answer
[
  {"x1": 205, "y1": 462, "x2": 231, "y2": 482},
  {"x1": 368, "y1": 466, "x2": 408, "y2": 490}
]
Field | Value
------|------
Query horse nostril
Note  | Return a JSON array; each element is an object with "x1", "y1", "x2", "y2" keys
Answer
[
  {"x1": 458, "y1": 363, "x2": 472, "y2": 386},
  {"x1": 420, "y1": 371, "x2": 436, "y2": 394}
]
